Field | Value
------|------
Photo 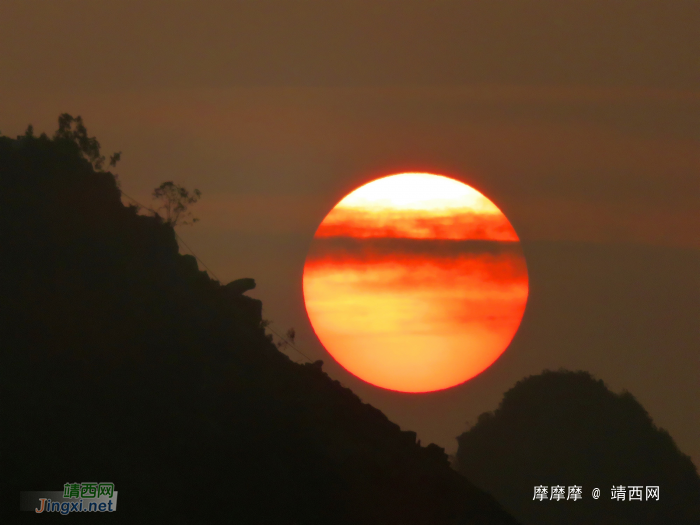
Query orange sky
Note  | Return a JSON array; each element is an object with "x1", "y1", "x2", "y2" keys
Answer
[
  {"x1": 2, "y1": 0, "x2": 696, "y2": 463},
  {"x1": 303, "y1": 174, "x2": 528, "y2": 392}
]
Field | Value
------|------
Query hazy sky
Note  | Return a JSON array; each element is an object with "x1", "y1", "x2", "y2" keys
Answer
[{"x1": 2, "y1": 1, "x2": 698, "y2": 465}]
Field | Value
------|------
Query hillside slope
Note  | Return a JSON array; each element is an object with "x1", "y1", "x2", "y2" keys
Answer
[
  {"x1": 0, "y1": 122, "x2": 519, "y2": 524},
  {"x1": 455, "y1": 370, "x2": 700, "y2": 525}
]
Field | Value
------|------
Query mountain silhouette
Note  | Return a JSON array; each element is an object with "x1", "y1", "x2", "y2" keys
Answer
[
  {"x1": 0, "y1": 118, "x2": 520, "y2": 524},
  {"x1": 455, "y1": 369, "x2": 700, "y2": 525}
]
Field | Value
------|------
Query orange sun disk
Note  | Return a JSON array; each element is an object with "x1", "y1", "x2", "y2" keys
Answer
[{"x1": 303, "y1": 173, "x2": 528, "y2": 393}]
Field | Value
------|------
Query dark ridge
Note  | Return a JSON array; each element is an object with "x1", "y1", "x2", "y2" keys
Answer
[
  {"x1": 455, "y1": 369, "x2": 700, "y2": 525},
  {"x1": 1, "y1": 121, "x2": 520, "y2": 524}
]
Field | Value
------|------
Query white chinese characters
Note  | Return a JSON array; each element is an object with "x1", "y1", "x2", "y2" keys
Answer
[
  {"x1": 611, "y1": 485, "x2": 659, "y2": 501},
  {"x1": 533, "y1": 485, "x2": 659, "y2": 501},
  {"x1": 533, "y1": 485, "x2": 582, "y2": 501},
  {"x1": 567, "y1": 486, "x2": 582, "y2": 501}
]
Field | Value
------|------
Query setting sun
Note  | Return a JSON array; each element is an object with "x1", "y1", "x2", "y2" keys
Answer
[{"x1": 303, "y1": 173, "x2": 529, "y2": 393}]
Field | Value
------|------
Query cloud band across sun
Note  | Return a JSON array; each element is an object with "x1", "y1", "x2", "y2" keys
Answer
[{"x1": 303, "y1": 173, "x2": 528, "y2": 393}]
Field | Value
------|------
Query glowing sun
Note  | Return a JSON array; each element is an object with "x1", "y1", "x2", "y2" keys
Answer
[{"x1": 303, "y1": 173, "x2": 528, "y2": 393}]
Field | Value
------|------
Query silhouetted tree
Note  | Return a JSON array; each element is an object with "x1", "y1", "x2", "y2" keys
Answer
[
  {"x1": 152, "y1": 181, "x2": 202, "y2": 226},
  {"x1": 53, "y1": 113, "x2": 121, "y2": 171},
  {"x1": 274, "y1": 327, "x2": 297, "y2": 351},
  {"x1": 455, "y1": 370, "x2": 700, "y2": 525}
]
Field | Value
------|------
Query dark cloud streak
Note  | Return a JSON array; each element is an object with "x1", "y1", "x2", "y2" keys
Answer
[{"x1": 307, "y1": 236, "x2": 524, "y2": 262}]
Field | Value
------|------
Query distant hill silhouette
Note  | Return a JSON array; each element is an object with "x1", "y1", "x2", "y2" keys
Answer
[
  {"x1": 0, "y1": 118, "x2": 519, "y2": 524},
  {"x1": 455, "y1": 370, "x2": 700, "y2": 525}
]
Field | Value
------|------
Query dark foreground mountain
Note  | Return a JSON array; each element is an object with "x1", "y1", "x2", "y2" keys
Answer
[
  {"x1": 455, "y1": 370, "x2": 700, "y2": 525},
  {"x1": 0, "y1": 120, "x2": 519, "y2": 524}
]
